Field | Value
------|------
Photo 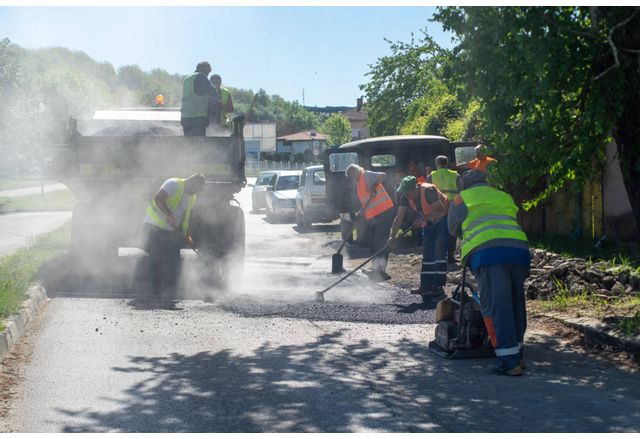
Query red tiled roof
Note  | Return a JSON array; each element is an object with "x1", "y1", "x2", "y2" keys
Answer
[{"x1": 277, "y1": 131, "x2": 329, "y2": 141}]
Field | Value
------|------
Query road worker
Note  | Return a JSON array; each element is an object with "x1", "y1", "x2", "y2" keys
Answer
[
  {"x1": 390, "y1": 175, "x2": 449, "y2": 300},
  {"x1": 210, "y1": 74, "x2": 234, "y2": 126},
  {"x1": 345, "y1": 164, "x2": 395, "y2": 281},
  {"x1": 458, "y1": 144, "x2": 497, "y2": 174},
  {"x1": 448, "y1": 170, "x2": 530, "y2": 376},
  {"x1": 180, "y1": 62, "x2": 219, "y2": 136},
  {"x1": 143, "y1": 174, "x2": 206, "y2": 295},
  {"x1": 427, "y1": 155, "x2": 462, "y2": 264}
]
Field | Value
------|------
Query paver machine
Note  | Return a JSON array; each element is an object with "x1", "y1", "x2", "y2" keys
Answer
[{"x1": 43, "y1": 107, "x2": 246, "y2": 288}]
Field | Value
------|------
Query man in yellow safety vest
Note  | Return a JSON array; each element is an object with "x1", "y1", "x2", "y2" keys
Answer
[
  {"x1": 427, "y1": 155, "x2": 462, "y2": 264},
  {"x1": 143, "y1": 174, "x2": 206, "y2": 295},
  {"x1": 210, "y1": 74, "x2": 235, "y2": 126},
  {"x1": 180, "y1": 61, "x2": 219, "y2": 136},
  {"x1": 448, "y1": 170, "x2": 530, "y2": 376}
]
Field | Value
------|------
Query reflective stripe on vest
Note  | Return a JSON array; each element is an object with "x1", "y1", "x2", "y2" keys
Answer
[
  {"x1": 430, "y1": 169, "x2": 459, "y2": 200},
  {"x1": 459, "y1": 185, "x2": 528, "y2": 260},
  {"x1": 419, "y1": 183, "x2": 449, "y2": 222},
  {"x1": 181, "y1": 72, "x2": 210, "y2": 119},
  {"x1": 357, "y1": 172, "x2": 394, "y2": 220},
  {"x1": 145, "y1": 178, "x2": 196, "y2": 236}
]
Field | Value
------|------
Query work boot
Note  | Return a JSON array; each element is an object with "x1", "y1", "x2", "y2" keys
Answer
[{"x1": 491, "y1": 364, "x2": 525, "y2": 376}]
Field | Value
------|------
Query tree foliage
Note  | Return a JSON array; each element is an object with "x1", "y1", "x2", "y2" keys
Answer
[
  {"x1": 321, "y1": 113, "x2": 352, "y2": 147},
  {"x1": 360, "y1": 33, "x2": 449, "y2": 137},
  {"x1": 434, "y1": 6, "x2": 640, "y2": 229}
]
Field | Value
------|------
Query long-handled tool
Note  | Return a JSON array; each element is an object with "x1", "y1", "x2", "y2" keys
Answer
[
  {"x1": 317, "y1": 227, "x2": 412, "y2": 302},
  {"x1": 331, "y1": 190, "x2": 377, "y2": 274}
]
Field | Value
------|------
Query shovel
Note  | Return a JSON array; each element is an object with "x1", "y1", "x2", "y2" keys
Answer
[
  {"x1": 317, "y1": 227, "x2": 413, "y2": 302},
  {"x1": 331, "y1": 189, "x2": 377, "y2": 274}
]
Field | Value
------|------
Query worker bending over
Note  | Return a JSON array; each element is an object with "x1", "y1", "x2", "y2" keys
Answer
[
  {"x1": 143, "y1": 174, "x2": 206, "y2": 295},
  {"x1": 390, "y1": 175, "x2": 449, "y2": 300},
  {"x1": 448, "y1": 170, "x2": 530, "y2": 376},
  {"x1": 427, "y1": 155, "x2": 462, "y2": 264},
  {"x1": 345, "y1": 164, "x2": 395, "y2": 282}
]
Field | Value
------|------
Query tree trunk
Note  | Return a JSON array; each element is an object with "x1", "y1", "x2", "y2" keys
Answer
[{"x1": 611, "y1": 12, "x2": 640, "y2": 236}]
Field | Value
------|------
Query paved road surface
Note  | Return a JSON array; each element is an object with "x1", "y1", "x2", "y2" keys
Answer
[
  {"x1": 1, "y1": 183, "x2": 639, "y2": 432},
  {"x1": 0, "y1": 211, "x2": 72, "y2": 257},
  {"x1": 0, "y1": 183, "x2": 69, "y2": 198}
]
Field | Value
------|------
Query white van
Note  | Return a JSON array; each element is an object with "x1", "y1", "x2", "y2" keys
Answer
[{"x1": 295, "y1": 165, "x2": 339, "y2": 229}]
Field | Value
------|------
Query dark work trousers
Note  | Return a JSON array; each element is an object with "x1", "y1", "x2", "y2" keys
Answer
[
  {"x1": 143, "y1": 224, "x2": 183, "y2": 294},
  {"x1": 421, "y1": 216, "x2": 449, "y2": 289},
  {"x1": 369, "y1": 208, "x2": 395, "y2": 274},
  {"x1": 181, "y1": 117, "x2": 207, "y2": 136},
  {"x1": 474, "y1": 263, "x2": 529, "y2": 370},
  {"x1": 447, "y1": 235, "x2": 457, "y2": 263}
]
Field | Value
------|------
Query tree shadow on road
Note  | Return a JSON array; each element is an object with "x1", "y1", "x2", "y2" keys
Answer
[{"x1": 55, "y1": 330, "x2": 640, "y2": 433}]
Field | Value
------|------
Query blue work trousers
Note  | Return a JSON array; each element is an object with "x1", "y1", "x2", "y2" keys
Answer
[
  {"x1": 421, "y1": 216, "x2": 449, "y2": 289},
  {"x1": 475, "y1": 264, "x2": 529, "y2": 370}
]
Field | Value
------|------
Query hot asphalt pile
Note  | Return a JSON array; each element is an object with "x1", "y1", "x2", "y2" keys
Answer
[{"x1": 217, "y1": 285, "x2": 438, "y2": 325}]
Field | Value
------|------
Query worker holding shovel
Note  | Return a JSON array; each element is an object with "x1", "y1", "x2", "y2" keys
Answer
[
  {"x1": 390, "y1": 175, "x2": 450, "y2": 301},
  {"x1": 143, "y1": 174, "x2": 206, "y2": 295},
  {"x1": 345, "y1": 164, "x2": 395, "y2": 282}
]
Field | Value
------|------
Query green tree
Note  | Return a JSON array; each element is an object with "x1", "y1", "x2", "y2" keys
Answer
[
  {"x1": 360, "y1": 33, "x2": 447, "y2": 136},
  {"x1": 321, "y1": 113, "x2": 352, "y2": 146},
  {"x1": 435, "y1": 6, "x2": 640, "y2": 230}
]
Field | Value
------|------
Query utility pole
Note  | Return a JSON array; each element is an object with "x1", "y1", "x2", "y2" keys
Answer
[{"x1": 302, "y1": 88, "x2": 305, "y2": 106}]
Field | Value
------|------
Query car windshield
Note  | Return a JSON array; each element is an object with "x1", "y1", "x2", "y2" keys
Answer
[
  {"x1": 257, "y1": 174, "x2": 274, "y2": 185},
  {"x1": 276, "y1": 175, "x2": 300, "y2": 190}
]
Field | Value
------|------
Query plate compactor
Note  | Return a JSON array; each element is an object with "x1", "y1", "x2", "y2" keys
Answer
[{"x1": 428, "y1": 266, "x2": 495, "y2": 359}]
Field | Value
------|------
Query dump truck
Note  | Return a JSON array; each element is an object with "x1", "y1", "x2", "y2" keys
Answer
[{"x1": 44, "y1": 107, "x2": 246, "y2": 286}]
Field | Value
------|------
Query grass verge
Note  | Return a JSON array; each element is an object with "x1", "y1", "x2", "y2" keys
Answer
[
  {"x1": 0, "y1": 189, "x2": 76, "y2": 212},
  {"x1": 0, "y1": 222, "x2": 70, "y2": 331},
  {"x1": 0, "y1": 178, "x2": 55, "y2": 191}
]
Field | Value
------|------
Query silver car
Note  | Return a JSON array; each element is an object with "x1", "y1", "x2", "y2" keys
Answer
[
  {"x1": 265, "y1": 170, "x2": 302, "y2": 221},
  {"x1": 251, "y1": 171, "x2": 277, "y2": 213}
]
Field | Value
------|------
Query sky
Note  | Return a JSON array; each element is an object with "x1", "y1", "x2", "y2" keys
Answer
[{"x1": 0, "y1": 6, "x2": 454, "y2": 107}]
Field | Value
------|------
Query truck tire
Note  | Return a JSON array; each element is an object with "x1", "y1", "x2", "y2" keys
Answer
[
  {"x1": 192, "y1": 204, "x2": 245, "y2": 290},
  {"x1": 69, "y1": 203, "x2": 118, "y2": 272}
]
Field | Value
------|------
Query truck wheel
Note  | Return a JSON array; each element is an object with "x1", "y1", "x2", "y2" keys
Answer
[
  {"x1": 192, "y1": 204, "x2": 245, "y2": 290},
  {"x1": 69, "y1": 203, "x2": 118, "y2": 272},
  {"x1": 220, "y1": 205, "x2": 245, "y2": 289}
]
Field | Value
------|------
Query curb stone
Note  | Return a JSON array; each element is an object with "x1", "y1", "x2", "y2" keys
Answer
[
  {"x1": 0, "y1": 283, "x2": 48, "y2": 362},
  {"x1": 536, "y1": 311, "x2": 640, "y2": 353}
]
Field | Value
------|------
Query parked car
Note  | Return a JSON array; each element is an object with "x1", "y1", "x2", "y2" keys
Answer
[
  {"x1": 265, "y1": 170, "x2": 302, "y2": 221},
  {"x1": 251, "y1": 171, "x2": 278, "y2": 213},
  {"x1": 295, "y1": 165, "x2": 338, "y2": 229}
]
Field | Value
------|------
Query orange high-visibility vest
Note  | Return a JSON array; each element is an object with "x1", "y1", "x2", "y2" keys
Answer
[
  {"x1": 409, "y1": 183, "x2": 449, "y2": 225},
  {"x1": 357, "y1": 171, "x2": 394, "y2": 220}
]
